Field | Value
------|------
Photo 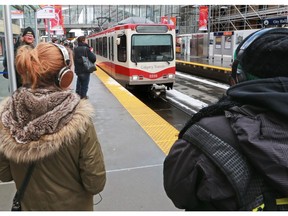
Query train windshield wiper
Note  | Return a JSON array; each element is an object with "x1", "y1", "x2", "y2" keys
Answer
[{"x1": 134, "y1": 56, "x2": 138, "y2": 65}]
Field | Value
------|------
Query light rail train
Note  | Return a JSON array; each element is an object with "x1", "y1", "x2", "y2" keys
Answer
[{"x1": 87, "y1": 21, "x2": 176, "y2": 96}]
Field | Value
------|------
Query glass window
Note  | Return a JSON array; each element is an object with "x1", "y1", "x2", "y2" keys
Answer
[
  {"x1": 117, "y1": 6, "x2": 124, "y2": 22},
  {"x1": 117, "y1": 34, "x2": 127, "y2": 62},
  {"x1": 62, "y1": 5, "x2": 70, "y2": 25},
  {"x1": 132, "y1": 6, "x2": 140, "y2": 17},
  {"x1": 99, "y1": 37, "x2": 103, "y2": 56},
  {"x1": 111, "y1": 37, "x2": 114, "y2": 61},
  {"x1": 131, "y1": 34, "x2": 173, "y2": 62},
  {"x1": 103, "y1": 37, "x2": 107, "y2": 58}
]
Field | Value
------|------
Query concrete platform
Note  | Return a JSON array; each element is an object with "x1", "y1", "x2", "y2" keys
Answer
[{"x1": 0, "y1": 68, "x2": 179, "y2": 211}]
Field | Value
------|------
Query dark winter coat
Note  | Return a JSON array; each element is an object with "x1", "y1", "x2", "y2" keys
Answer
[
  {"x1": 2, "y1": 39, "x2": 34, "y2": 87},
  {"x1": 164, "y1": 77, "x2": 288, "y2": 211},
  {"x1": 73, "y1": 42, "x2": 96, "y2": 75}
]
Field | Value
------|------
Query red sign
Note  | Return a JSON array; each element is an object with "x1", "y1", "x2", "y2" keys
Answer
[
  {"x1": 161, "y1": 16, "x2": 177, "y2": 26},
  {"x1": 199, "y1": 6, "x2": 208, "y2": 31},
  {"x1": 43, "y1": 5, "x2": 65, "y2": 35}
]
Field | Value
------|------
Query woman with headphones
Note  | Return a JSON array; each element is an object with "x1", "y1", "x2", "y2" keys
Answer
[{"x1": 0, "y1": 42, "x2": 106, "y2": 210}]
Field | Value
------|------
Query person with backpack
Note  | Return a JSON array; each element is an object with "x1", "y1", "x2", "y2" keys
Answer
[{"x1": 163, "y1": 27, "x2": 288, "y2": 211}]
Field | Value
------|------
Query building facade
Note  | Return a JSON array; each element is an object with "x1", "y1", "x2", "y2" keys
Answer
[{"x1": 2, "y1": 5, "x2": 288, "y2": 38}]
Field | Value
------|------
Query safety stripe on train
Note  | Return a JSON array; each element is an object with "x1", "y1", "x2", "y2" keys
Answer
[
  {"x1": 95, "y1": 68, "x2": 179, "y2": 155},
  {"x1": 98, "y1": 62, "x2": 175, "y2": 79}
]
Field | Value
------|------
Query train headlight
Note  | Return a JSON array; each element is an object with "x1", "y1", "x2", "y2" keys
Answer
[
  {"x1": 132, "y1": 75, "x2": 139, "y2": 81},
  {"x1": 168, "y1": 74, "x2": 174, "y2": 79}
]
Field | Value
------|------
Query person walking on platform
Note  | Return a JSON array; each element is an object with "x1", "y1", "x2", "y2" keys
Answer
[
  {"x1": 73, "y1": 36, "x2": 96, "y2": 99},
  {"x1": 0, "y1": 42, "x2": 106, "y2": 210},
  {"x1": 163, "y1": 27, "x2": 288, "y2": 211},
  {"x1": 2, "y1": 26, "x2": 35, "y2": 88}
]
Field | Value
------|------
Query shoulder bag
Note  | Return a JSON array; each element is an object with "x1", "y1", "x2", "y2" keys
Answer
[
  {"x1": 11, "y1": 163, "x2": 35, "y2": 211},
  {"x1": 82, "y1": 47, "x2": 96, "y2": 73}
]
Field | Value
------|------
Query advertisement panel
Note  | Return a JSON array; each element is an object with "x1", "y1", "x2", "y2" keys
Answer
[
  {"x1": 199, "y1": 6, "x2": 208, "y2": 31},
  {"x1": 42, "y1": 5, "x2": 65, "y2": 35}
]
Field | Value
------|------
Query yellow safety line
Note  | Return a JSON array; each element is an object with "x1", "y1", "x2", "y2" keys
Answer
[
  {"x1": 176, "y1": 59, "x2": 232, "y2": 72},
  {"x1": 95, "y1": 68, "x2": 179, "y2": 155}
]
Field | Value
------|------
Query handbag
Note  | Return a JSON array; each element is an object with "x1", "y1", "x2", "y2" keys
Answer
[
  {"x1": 11, "y1": 163, "x2": 35, "y2": 211},
  {"x1": 82, "y1": 48, "x2": 96, "y2": 73}
]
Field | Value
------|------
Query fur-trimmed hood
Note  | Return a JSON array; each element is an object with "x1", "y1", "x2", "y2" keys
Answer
[{"x1": 0, "y1": 88, "x2": 95, "y2": 163}]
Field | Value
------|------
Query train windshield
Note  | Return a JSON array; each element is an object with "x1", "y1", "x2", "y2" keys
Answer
[{"x1": 131, "y1": 34, "x2": 173, "y2": 63}]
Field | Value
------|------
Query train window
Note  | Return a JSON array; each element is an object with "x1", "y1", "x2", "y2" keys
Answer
[
  {"x1": 131, "y1": 34, "x2": 173, "y2": 63},
  {"x1": 99, "y1": 37, "x2": 103, "y2": 56},
  {"x1": 96, "y1": 38, "x2": 99, "y2": 55},
  {"x1": 108, "y1": 37, "x2": 111, "y2": 60},
  {"x1": 103, "y1": 37, "x2": 107, "y2": 58},
  {"x1": 93, "y1": 39, "x2": 97, "y2": 53},
  {"x1": 117, "y1": 34, "x2": 127, "y2": 62},
  {"x1": 111, "y1": 37, "x2": 114, "y2": 61}
]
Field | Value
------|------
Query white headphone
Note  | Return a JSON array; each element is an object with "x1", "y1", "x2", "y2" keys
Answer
[{"x1": 52, "y1": 43, "x2": 74, "y2": 89}]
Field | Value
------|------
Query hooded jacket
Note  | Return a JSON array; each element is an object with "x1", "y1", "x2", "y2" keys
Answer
[
  {"x1": 0, "y1": 87, "x2": 106, "y2": 211},
  {"x1": 164, "y1": 77, "x2": 288, "y2": 210}
]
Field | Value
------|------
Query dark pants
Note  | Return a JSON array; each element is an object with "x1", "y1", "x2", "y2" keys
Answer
[{"x1": 76, "y1": 73, "x2": 90, "y2": 99}]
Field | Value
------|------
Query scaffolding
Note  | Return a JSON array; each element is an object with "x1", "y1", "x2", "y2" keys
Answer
[{"x1": 178, "y1": 5, "x2": 288, "y2": 34}]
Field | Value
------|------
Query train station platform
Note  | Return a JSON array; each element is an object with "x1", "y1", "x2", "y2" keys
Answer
[
  {"x1": 176, "y1": 55, "x2": 232, "y2": 84},
  {"x1": 0, "y1": 68, "x2": 180, "y2": 211}
]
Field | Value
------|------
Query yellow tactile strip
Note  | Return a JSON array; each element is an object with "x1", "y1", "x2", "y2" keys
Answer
[
  {"x1": 176, "y1": 59, "x2": 231, "y2": 72},
  {"x1": 95, "y1": 69, "x2": 179, "y2": 155}
]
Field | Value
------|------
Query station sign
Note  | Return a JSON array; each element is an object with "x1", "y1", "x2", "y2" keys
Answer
[
  {"x1": 36, "y1": 6, "x2": 55, "y2": 19},
  {"x1": 263, "y1": 16, "x2": 288, "y2": 26},
  {"x1": 11, "y1": 10, "x2": 24, "y2": 19}
]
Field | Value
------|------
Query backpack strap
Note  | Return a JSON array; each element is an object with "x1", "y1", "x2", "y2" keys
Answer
[
  {"x1": 182, "y1": 116, "x2": 288, "y2": 211},
  {"x1": 182, "y1": 121, "x2": 262, "y2": 210},
  {"x1": 182, "y1": 123, "x2": 251, "y2": 208}
]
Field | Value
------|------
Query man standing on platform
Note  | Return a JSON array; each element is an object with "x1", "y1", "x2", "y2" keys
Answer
[{"x1": 2, "y1": 26, "x2": 35, "y2": 88}]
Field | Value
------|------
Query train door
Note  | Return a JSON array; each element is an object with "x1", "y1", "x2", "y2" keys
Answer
[
  {"x1": 116, "y1": 34, "x2": 127, "y2": 82},
  {"x1": 108, "y1": 37, "x2": 115, "y2": 76}
]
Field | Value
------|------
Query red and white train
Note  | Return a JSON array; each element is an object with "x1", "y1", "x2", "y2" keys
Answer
[{"x1": 87, "y1": 20, "x2": 176, "y2": 96}]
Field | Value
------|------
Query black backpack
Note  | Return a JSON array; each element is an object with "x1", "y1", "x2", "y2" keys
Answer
[{"x1": 182, "y1": 109, "x2": 288, "y2": 211}]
